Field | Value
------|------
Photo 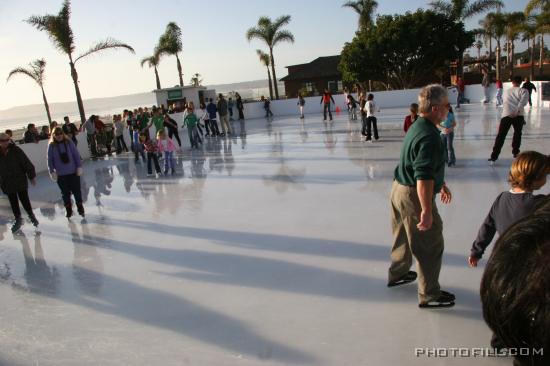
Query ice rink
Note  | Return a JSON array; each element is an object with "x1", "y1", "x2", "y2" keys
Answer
[{"x1": 0, "y1": 104, "x2": 548, "y2": 366}]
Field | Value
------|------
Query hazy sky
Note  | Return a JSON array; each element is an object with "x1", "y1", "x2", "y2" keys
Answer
[{"x1": 0, "y1": 0, "x2": 529, "y2": 110}]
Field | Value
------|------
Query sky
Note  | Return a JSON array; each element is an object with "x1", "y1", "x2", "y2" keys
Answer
[{"x1": 0, "y1": 0, "x2": 530, "y2": 110}]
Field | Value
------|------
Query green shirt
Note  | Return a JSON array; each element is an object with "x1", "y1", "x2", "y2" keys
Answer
[
  {"x1": 184, "y1": 113, "x2": 198, "y2": 128},
  {"x1": 394, "y1": 117, "x2": 445, "y2": 192},
  {"x1": 151, "y1": 115, "x2": 164, "y2": 131},
  {"x1": 138, "y1": 114, "x2": 149, "y2": 130}
]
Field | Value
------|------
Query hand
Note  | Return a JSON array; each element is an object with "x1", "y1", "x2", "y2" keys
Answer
[
  {"x1": 76, "y1": 167, "x2": 83, "y2": 176},
  {"x1": 50, "y1": 172, "x2": 58, "y2": 182},
  {"x1": 509, "y1": 111, "x2": 518, "y2": 118},
  {"x1": 417, "y1": 210, "x2": 433, "y2": 231},
  {"x1": 31, "y1": 178, "x2": 37, "y2": 186},
  {"x1": 440, "y1": 185, "x2": 452, "y2": 204},
  {"x1": 468, "y1": 256, "x2": 479, "y2": 267}
]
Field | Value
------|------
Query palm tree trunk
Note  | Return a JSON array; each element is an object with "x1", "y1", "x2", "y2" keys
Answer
[
  {"x1": 539, "y1": 35, "x2": 544, "y2": 76},
  {"x1": 496, "y1": 41, "x2": 501, "y2": 81},
  {"x1": 266, "y1": 67, "x2": 274, "y2": 100},
  {"x1": 154, "y1": 66, "x2": 161, "y2": 90},
  {"x1": 509, "y1": 41, "x2": 515, "y2": 79},
  {"x1": 40, "y1": 85, "x2": 52, "y2": 125},
  {"x1": 530, "y1": 39, "x2": 535, "y2": 80},
  {"x1": 69, "y1": 59, "x2": 86, "y2": 125},
  {"x1": 269, "y1": 47, "x2": 279, "y2": 100},
  {"x1": 176, "y1": 53, "x2": 183, "y2": 87}
]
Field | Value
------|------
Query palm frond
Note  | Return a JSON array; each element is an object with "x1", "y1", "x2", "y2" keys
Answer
[
  {"x1": 273, "y1": 15, "x2": 292, "y2": 29},
  {"x1": 273, "y1": 30, "x2": 295, "y2": 45},
  {"x1": 429, "y1": 0, "x2": 454, "y2": 17},
  {"x1": 525, "y1": 0, "x2": 550, "y2": 15},
  {"x1": 75, "y1": 38, "x2": 134, "y2": 63},
  {"x1": 246, "y1": 27, "x2": 266, "y2": 42},
  {"x1": 7, "y1": 67, "x2": 38, "y2": 84},
  {"x1": 465, "y1": 0, "x2": 505, "y2": 19},
  {"x1": 26, "y1": 0, "x2": 75, "y2": 55},
  {"x1": 342, "y1": 1, "x2": 362, "y2": 14},
  {"x1": 256, "y1": 49, "x2": 270, "y2": 66}
]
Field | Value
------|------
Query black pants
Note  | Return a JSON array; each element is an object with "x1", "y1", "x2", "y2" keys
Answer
[
  {"x1": 238, "y1": 107, "x2": 244, "y2": 120},
  {"x1": 116, "y1": 135, "x2": 128, "y2": 152},
  {"x1": 204, "y1": 120, "x2": 212, "y2": 135},
  {"x1": 323, "y1": 103, "x2": 332, "y2": 120},
  {"x1": 490, "y1": 116, "x2": 524, "y2": 160},
  {"x1": 209, "y1": 119, "x2": 220, "y2": 135},
  {"x1": 366, "y1": 116, "x2": 379, "y2": 140},
  {"x1": 147, "y1": 152, "x2": 161, "y2": 174},
  {"x1": 7, "y1": 190, "x2": 33, "y2": 218},
  {"x1": 168, "y1": 128, "x2": 181, "y2": 147},
  {"x1": 57, "y1": 174, "x2": 82, "y2": 206},
  {"x1": 87, "y1": 134, "x2": 98, "y2": 156}
]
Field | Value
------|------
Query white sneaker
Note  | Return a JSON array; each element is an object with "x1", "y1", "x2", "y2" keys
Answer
[{"x1": 155, "y1": 173, "x2": 160, "y2": 179}]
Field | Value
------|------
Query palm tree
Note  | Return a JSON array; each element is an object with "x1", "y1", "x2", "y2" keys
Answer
[
  {"x1": 157, "y1": 22, "x2": 184, "y2": 87},
  {"x1": 482, "y1": 12, "x2": 506, "y2": 81},
  {"x1": 525, "y1": 0, "x2": 550, "y2": 15},
  {"x1": 26, "y1": 0, "x2": 134, "y2": 124},
  {"x1": 256, "y1": 50, "x2": 273, "y2": 100},
  {"x1": 7, "y1": 59, "x2": 52, "y2": 124},
  {"x1": 140, "y1": 52, "x2": 162, "y2": 90},
  {"x1": 430, "y1": 0, "x2": 504, "y2": 76},
  {"x1": 246, "y1": 15, "x2": 294, "y2": 100},
  {"x1": 341, "y1": 0, "x2": 378, "y2": 31},
  {"x1": 504, "y1": 12, "x2": 526, "y2": 79},
  {"x1": 521, "y1": 17, "x2": 538, "y2": 79},
  {"x1": 190, "y1": 73, "x2": 202, "y2": 87},
  {"x1": 429, "y1": 0, "x2": 504, "y2": 20}
]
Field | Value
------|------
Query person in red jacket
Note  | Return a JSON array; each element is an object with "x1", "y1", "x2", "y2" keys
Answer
[
  {"x1": 403, "y1": 103, "x2": 419, "y2": 133},
  {"x1": 320, "y1": 89, "x2": 335, "y2": 122}
]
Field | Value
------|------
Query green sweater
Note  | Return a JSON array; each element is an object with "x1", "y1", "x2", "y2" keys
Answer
[
  {"x1": 184, "y1": 113, "x2": 198, "y2": 128},
  {"x1": 394, "y1": 117, "x2": 445, "y2": 192},
  {"x1": 151, "y1": 115, "x2": 164, "y2": 131},
  {"x1": 138, "y1": 114, "x2": 149, "y2": 130}
]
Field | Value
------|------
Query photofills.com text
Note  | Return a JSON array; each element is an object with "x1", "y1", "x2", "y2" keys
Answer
[{"x1": 415, "y1": 347, "x2": 544, "y2": 358}]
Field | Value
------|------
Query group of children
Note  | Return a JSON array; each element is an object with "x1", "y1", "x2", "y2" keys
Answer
[
  {"x1": 115, "y1": 98, "x2": 238, "y2": 178},
  {"x1": 345, "y1": 92, "x2": 379, "y2": 142}
]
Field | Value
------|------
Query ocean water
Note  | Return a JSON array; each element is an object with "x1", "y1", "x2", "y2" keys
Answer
[{"x1": 0, "y1": 81, "x2": 283, "y2": 130}]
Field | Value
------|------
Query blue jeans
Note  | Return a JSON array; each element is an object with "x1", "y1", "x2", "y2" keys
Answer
[
  {"x1": 164, "y1": 151, "x2": 175, "y2": 172},
  {"x1": 441, "y1": 132, "x2": 455, "y2": 164},
  {"x1": 187, "y1": 125, "x2": 200, "y2": 148}
]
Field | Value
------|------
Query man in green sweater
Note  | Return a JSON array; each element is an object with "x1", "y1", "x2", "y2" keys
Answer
[{"x1": 388, "y1": 84, "x2": 455, "y2": 308}]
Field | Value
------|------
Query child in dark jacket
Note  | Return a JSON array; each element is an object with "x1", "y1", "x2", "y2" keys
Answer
[
  {"x1": 206, "y1": 99, "x2": 220, "y2": 136},
  {"x1": 139, "y1": 132, "x2": 161, "y2": 177},
  {"x1": 469, "y1": 151, "x2": 549, "y2": 267}
]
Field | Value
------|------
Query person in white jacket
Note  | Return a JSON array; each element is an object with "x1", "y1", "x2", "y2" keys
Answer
[{"x1": 489, "y1": 76, "x2": 529, "y2": 163}]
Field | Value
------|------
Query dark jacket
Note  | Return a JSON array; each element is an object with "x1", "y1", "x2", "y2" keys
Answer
[
  {"x1": 206, "y1": 102, "x2": 217, "y2": 119},
  {"x1": 217, "y1": 99, "x2": 228, "y2": 116},
  {"x1": 236, "y1": 97, "x2": 244, "y2": 109},
  {"x1": 0, "y1": 144, "x2": 36, "y2": 194},
  {"x1": 24, "y1": 130, "x2": 39, "y2": 144}
]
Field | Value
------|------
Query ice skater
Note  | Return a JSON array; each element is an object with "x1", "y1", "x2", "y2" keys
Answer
[
  {"x1": 488, "y1": 76, "x2": 529, "y2": 163},
  {"x1": 140, "y1": 132, "x2": 161, "y2": 177},
  {"x1": 320, "y1": 88, "x2": 335, "y2": 121},
  {"x1": 347, "y1": 94, "x2": 358, "y2": 120},
  {"x1": 403, "y1": 103, "x2": 419, "y2": 133},
  {"x1": 47, "y1": 127, "x2": 85, "y2": 218},
  {"x1": 0, "y1": 132, "x2": 39, "y2": 233},
  {"x1": 156, "y1": 130, "x2": 177, "y2": 175},
  {"x1": 364, "y1": 93, "x2": 379, "y2": 142},
  {"x1": 439, "y1": 104, "x2": 457, "y2": 167},
  {"x1": 297, "y1": 93, "x2": 305, "y2": 119}
]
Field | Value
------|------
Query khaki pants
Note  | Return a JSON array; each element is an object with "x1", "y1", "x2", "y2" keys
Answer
[
  {"x1": 388, "y1": 181, "x2": 444, "y2": 303},
  {"x1": 220, "y1": 114, "x2": 231, "y2": 134}
]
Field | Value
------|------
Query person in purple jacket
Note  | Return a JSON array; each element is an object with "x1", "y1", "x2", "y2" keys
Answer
[{"x1": 47, "y1": 127, "x2": 85, "y2": 218}]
